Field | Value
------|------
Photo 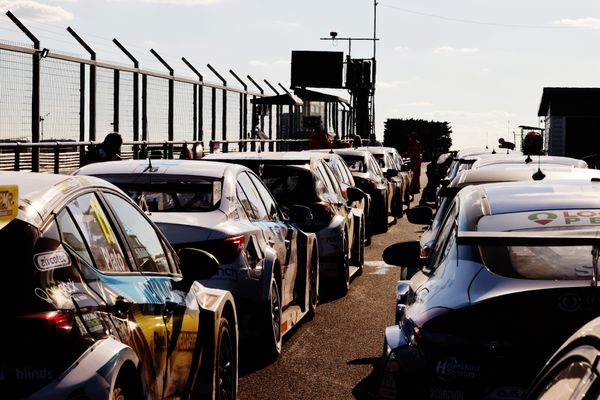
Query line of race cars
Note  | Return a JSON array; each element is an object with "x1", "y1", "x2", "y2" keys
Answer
[
  {"x1": 379, "y1": 148, "x2": 600, "y2": 399},
  {"x1": 0, "y1": 145, "x2": 412, "y2": 400}
]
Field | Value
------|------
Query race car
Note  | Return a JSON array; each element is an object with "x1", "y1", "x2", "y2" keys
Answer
[
  {"x1": 381, "y1": 179, "x2": 600, "y2": 399},
  {"x1": 0, "y1": 172, "x2": 238, "y2": 399},
  {"x1": 75, "y1": 159, "x2": 319, "y2": 360}
]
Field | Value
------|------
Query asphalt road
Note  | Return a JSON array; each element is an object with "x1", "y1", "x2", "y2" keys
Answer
[{"x1": 239, "y1": 173, "x2": 427, "y2": 399}]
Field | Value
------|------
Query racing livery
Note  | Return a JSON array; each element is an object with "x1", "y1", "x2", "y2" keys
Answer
[{"x1": 0, "y1": 172, "x2": 237, "y2": 399}]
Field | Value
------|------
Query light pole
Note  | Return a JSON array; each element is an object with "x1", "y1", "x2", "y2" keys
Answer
[{"x1": 40, "y1": 112, "x2": 49, "y2": 141}]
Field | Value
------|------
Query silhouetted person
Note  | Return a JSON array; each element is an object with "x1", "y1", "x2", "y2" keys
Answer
[
  {"x1": 404, "y1": 132, "x2": 423, "y2": 194},
  {"x1": 352, "y1": 134, "x2": 362, "y2": 148},
  {"x1": 179, "y1": 143, "x2": 193, "y2": 159},
  {"x1": 522, "y1": 132, "x2": 543, "y2": 155},
  {"x1": 367, "y1": 133, "x2": 382, "y2": 146},
  {"x1": 83, "y1": 132, "x2": 123, "y2": 165},
  {"x1": 309, "y1": 128, "x2": 331, "y2": 150}
]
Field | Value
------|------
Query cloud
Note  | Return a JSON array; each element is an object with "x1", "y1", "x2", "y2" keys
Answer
[
  {"x1": 433, "y1": 46, "x2": 480, "y2": 54},
  {"x1": 0, "y1": 0, "x2": 74, "y2": 22},
  {"x1": 141, "y1": 0, "x2": 221, "y2": 4},
  {"x1": 377, "y1": 79, "x2": 410, "y2": 89},
  {"x1": 274, "y1": 20, "x2": 300, "y2": 28},
  {"x1": 397, "y1": 101, "x2": 434, "y2": 107},
  {"x1": 554, "y1": 17, "x2": 600, "y2": 29},
  {"x1": 393, "y1": 45, "x2": 409, "y2": 52},
  {"x1": 249, "y1": 60, "x2": 268, "y2": 66},
  {"x1": 422, "y1": 109, "x2": 513, "y2": 120}
]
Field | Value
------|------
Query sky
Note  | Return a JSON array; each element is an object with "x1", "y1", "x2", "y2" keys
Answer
[{"x1": 0, "y1": 0, "x2": 599, "y2": 150}]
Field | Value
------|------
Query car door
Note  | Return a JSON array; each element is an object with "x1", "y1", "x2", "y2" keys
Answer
[
  {"x1": 64, "y1": 191, "x2": 170, "y2": 398},
  {"x1": 246, "y1": 172, "x2": 298, "y2": 308},
  {"x1": 101, "y1": 192, "x2": 203, "y2": 398}
]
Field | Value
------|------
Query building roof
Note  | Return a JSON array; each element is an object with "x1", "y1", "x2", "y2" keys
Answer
[
  {"x1": 250, "y1": 92, "x2": 304, "y2": 106},
  {"x1": 538, "y1": 87, "x2": 600, "y2": 117},
  {"x1": 293, "y1": 88, "x2": 350, "y2": 106}
]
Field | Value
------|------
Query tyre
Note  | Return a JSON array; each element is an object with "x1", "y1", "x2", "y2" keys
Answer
[
  {"x1": 262, "y1": 275, "x2": 282, "y2": 361},
  {"x1": 112, "y1": 372, "x2": 142, "y2": 400},
  {"x1": 215, "y1": 318, "x2": 236, "y2": 400},
  {"x1": 307, "y1": 247, "x2": 319, "y2": 319}
]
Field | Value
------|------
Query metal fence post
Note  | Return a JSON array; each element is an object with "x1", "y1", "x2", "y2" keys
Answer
[
  {"x1": 207, "y1": 64, "x2": 227, "y2": 147},
  {"x1": 150, "y1": 49, "x2": 174, "y2": 157},
  {"x1": 181, "y1": 57, "x2": 204, "y2": 144},
  {"x1": 229, "y1": 70, "x2": 247, "y2": 150},
  {"x1": 113, "y1": 39, "x2": 140, "y2": 157},
  {"x1": 5, "y1": 11, "x2": 42, "y2": 171},
  {"x1": 247, "y1": 75, "x2": 264, "y2": 152},
  {"x1": 67, "y1": 27, "x2": 96, "y2": 142}
]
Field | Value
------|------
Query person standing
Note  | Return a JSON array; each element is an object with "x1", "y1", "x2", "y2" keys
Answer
[
  {"x1": 309, "y1": 127, "x2": 331, "y2": 150},
  {"x1": 367, "y1": 133, "x2": 382, "y2": 146},
  {"x1": 83, "y1": 131, "x2": 123, "y2": 165},
  {"x1": 405, "y1": 132, "x2": 423, "y2": 194}
]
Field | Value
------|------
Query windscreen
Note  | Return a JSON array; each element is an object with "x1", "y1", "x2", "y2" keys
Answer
[
  {"x1": 341, "y1": 156, "x2": 365, "y2": 173},
  {"x1": 108, "y1": 176, "x2": 222, "y2": 212},
  {"x1": 259, "y1": 166, "x2": 316, "y2": 207}
]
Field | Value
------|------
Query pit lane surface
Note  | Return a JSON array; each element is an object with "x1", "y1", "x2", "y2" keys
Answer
[{"x1": 239, "y1": 178, "x2": 426, "y2": 399}]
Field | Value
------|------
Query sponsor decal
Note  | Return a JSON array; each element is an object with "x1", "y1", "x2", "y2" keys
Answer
[
  {"x1": 0, "y1": 185, "x2": 17, "y2": 226},
  {"x1": 528, "y1": 212, "x2": 557, "y2": 226},
  {"x1": 430, "y1": 388, "x2": 464, "y2": 400},
  {"x1": 215, "y1": 267, "x2": 239, "y2": 279},
  {"x1": 15, "y1": 368, "x2": 53, "y2": 381},
  {"x1": 83, "y1": 312, "x2": 104, "y2": 333},
  {"x1": 33, "y1": 248, "x2": 71, "y2": 271},
  {"x1": 175, "y1": 331, "x2": 198, "y2": 352},
  {"x1": 34, "y1": 280, "x2": 79, "y2": 306},
  {"x1": 154, "y1": 331, "x2": 167, "y2": 353},
  {"x1": 435, "y1": 357, "x2": 480, "y2": 382}
]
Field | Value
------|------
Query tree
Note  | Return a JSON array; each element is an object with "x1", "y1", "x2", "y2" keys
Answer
[{"x1": 383, "y1": 118, "x2": 453, "y2": 162}]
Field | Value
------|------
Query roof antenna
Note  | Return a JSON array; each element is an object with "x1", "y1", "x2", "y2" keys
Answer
[
  {"x1": 532, "y1": 155, "x2": 545, "y2": 180},
  {"x1": 525, "y1": 154, "x2": 532, "y2": 164},
  {"x1": 491, "y1": 148, "x2": 496, "y2": 154}
]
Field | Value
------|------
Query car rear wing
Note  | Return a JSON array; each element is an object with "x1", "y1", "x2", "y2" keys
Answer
[{"x1": 457, "y1": 230, "x2": 600, "y2": 246}]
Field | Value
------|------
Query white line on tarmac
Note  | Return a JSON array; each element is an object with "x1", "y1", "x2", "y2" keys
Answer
[{"x1": 363, "y1": 260, "x2": 396, "y2": 275}]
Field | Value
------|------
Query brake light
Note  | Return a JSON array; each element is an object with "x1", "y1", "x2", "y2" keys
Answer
[
  {"x1": 224, "y1": 235, "x2": 245, "y2": 255},
  {"x1": 195, "y1": 235, "x2": 246, "y2": 265},
  {"x1": 341, "y1": 187, "x2": 348, "y2": 199},
  {"x1": 18, "y1": 310, "x2": 74, "y2": 336},
  {"x1": 420, "y1": 245, "x2": 430, "y2": 259}
]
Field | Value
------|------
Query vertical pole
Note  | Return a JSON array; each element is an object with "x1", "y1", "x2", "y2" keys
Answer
[
  {"x1": 133, "y1": 70, "x2": 139, "y2": 155},
  {"x1": 89, "y1": 59, "x2": 96, "y2": 141},
  {"x1": 199, "y1": 86, "x2": 204, "y2": 142},
  {"x1": 239, "y1": 92, "x2": 243, "y2": 141},
  {"x1": 79, "y1": 64, "x2": 86, "y2": 162},
  {"x1": 193, "y1": 85, "x2": 198, "y2": 141},
  {"x1": 113, "y1": 70, "x2": 120, "y2": 132},
  {"x1": 222, "y1": 88, "x2": 227, "y2": 142},
  {"x1": 32, "y1": 51, "x2": 40, "y2": 171},
  {"x1": 5, "y1": 11, "x2": 41, "y2": 171},
  {"x1": 211, "y1": 87, "x2": 216, "y2": 141},
  {"x1": 142, "y1": 74, "x2": 148, "y2": 141}
]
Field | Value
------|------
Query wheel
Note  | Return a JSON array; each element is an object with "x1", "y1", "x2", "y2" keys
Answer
[
  {"x1": 356, "y1": 220, "x2": 365, "y2": 274},
  {"x1": 262, "y1": 275, "x2": 282, "y2": 361},
  {"x1": 112, "y1": 373, "x2": 142, "y2": 400},
  {"x1": 396, "y1": 189, "x2": 404, "y2": 218},
  {"x1": 307, "y1": 247, "x2": 319, "y2": 319},
  {"x1": 216, "y1": 318, "x2": 236, "y2": 400},
  {"x1": 336, "y1": 230, "x2": 350, "y2": 295}
]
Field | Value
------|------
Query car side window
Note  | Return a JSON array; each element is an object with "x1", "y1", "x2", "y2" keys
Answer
[
  {"x1": 427, "y1": 202, "x2": 458, "y2": 271},
  {"x1": 315, "y1": 163, "x2": 336, "y2": 195},
  {"x1": 322, "y1": 163, "x2": 342, "y2": 195},
  {"x1": 248, "y1": 172, "x2": 280, "y2": 221},
  {"x1": 236, "y1": 182, "x2": 256, "y2": 219},
  {"x1": 56, "y1": 208, "x2": 94, "y2": 268},
  {"x1": 103, "y1": 193, "x2": 172, "y2": 274},
  {"x1": 67, "y1": 192, "x2": 129, "y2": 273},
  {"x1": 369, "y1": 155, "x2": 384, "y2": 177},
  {"x1": 237, "y1": 172, "x2": 269, "y2": 220}
]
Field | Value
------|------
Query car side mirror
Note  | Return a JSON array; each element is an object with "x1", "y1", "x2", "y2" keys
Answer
[
  {"x1": 288, "y1": 204, "x2": 314, "y2": 224},
  {"x1": 400, "y1": 163, "x2": 411, "y2": 172},
  {"x1": 438, "y1": 186, "x2": 460, "y2": 198},
  {"x1": 178, "y1": 248, "x2": 220, "y2": 285},
  {"x1": 406, "y1": 206, "x2": 433, "y2": 225},
  {"x1": 346, "y1": 186, "x2": 365, "y2": 204},
  {"x1": 386, "y1": 168, "x2": 399, "y2": 179},
  {"x1": 382, "y1": 241, "x2": 423, "y2": 269},
  {"x1": 440, "y1": 178, "x2": 451, "y2": 187}
]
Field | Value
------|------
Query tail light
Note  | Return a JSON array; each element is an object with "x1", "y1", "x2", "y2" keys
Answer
[
  {"x1": 341, "y1": 187, "x2": 348, "y2": 199},
  {"x1": 406, "y1": 307, "x2": 454, "y2": 344},
  {"x1": 193, "y1": 235, "x2": 246, "y2": 264},
  {"x1": 420, "y1": 245, "x2": 431, "y2": 260},
  {"x1": 311, "y1": 201, "x2": 335, "y2": 222},
  {"x1": 17, "y1": 310, "x2": 74, "y2": 336}
]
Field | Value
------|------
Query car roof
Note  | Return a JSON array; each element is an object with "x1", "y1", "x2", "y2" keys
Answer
[
  {"x1": 472, "y1": 155, "x2": 587, "y2": 169},
  {"x1": 75, "y1": 159, "x2": 243, "y2": 179},
  {"x1": 451, "y1": 165, "x2": 600, "y2": 188},
  {"x1": 204, "y1": 151, "x2": 327, "y2": 163},
  {"x1": 0, "y1": 171, "x2": 118, "y2": 228},
  {"x1": 327, "y1": 148, "x2": 371, "y2": 158},
  {"x1": 356, "y1": 146, "x2": 397, "y2": 155},
  {"x1": 455, "y1": 147, "x2": 515, "y2": 159}
]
